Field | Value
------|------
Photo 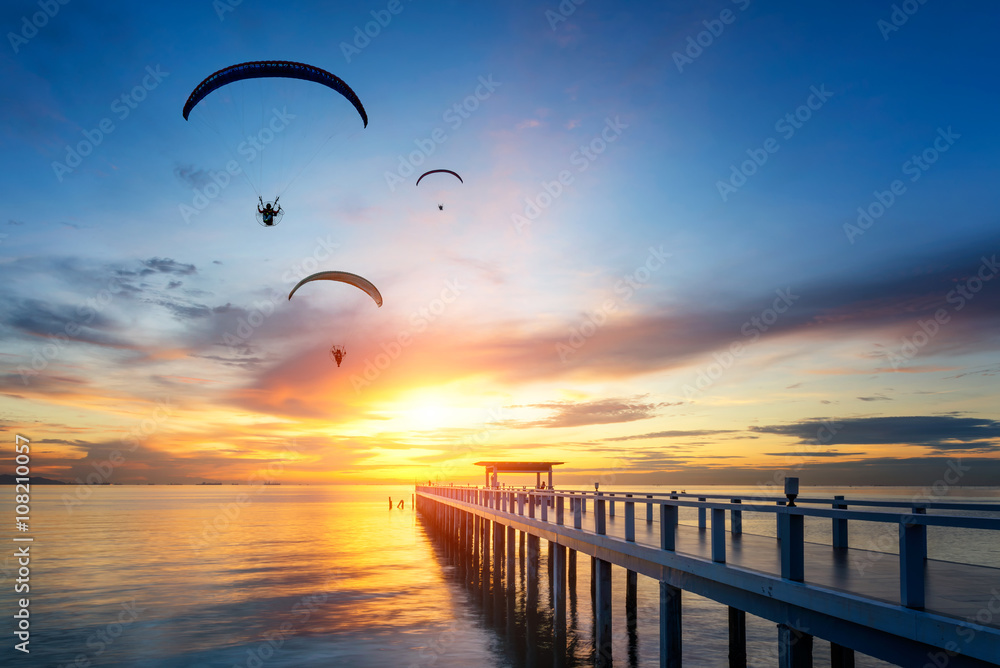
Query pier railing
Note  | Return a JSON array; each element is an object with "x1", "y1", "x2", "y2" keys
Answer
[
  {"x1": 416, "y1": 481, "x2": 1000, "y2": 667},
  {"x1": 420, "y1": 484, "x2": 1000, "y2": 611}
]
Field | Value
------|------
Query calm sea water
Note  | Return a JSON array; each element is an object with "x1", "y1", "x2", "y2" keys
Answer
[{"x1": 2, "y1": 485, "x2": 998, "y2": 667}]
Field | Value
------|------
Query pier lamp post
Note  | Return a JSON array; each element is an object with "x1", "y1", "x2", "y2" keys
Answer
[{"x1": 784, "y1": 477, "x2": 799, "y2": 507}]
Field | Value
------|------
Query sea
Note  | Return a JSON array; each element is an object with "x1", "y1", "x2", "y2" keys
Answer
[{"x1": 2, "y1": 484, "x2": 998, "y2": 667}]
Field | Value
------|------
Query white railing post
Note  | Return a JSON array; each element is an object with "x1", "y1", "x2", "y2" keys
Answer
[
  {"x1": 833, "y1": 495, "x2": 848, "y2": 548},
  {"x1": 711, "y1": 507, "x2": 726, "y2": 563},
  {"x1": 595, "y1": 492, "x2": 606, "y2": 535},
  {"x1": 900, "y1": 508, "x2": 927, "y2": 609},
  {"x1": 625, "y1": 494, "x2": 635, "y2": 542},
  {"x1": 661, "y1": 502, "x2": 677, "y2": 552}
]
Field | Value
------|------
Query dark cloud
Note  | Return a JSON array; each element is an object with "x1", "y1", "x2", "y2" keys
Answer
[
  {"x1": 0, "y1": 372, "x2": 91, "y2": 397},
  {"x1": 173, "y1": 164, "x2": 213, "y2": 189},
  {"x1": 606, "y1": 429, "x2": 736, "y2": 441},
  {"x1": 194, "y1": 353, "x2": 270, "y2": 369},
  {"x1": 551, "y1": 457, "x2": 1000, "y2": 487},
  {"x1": 2, "y1": 298, "x2": 129, "y2": 347},
  {"x1": 515, "y1": 397, "x2": 666, "y2": 428},
  {"x1": 140, "y1": 258, "x2": 196, "y2": 276},
  {"x1": 857, "y1": 395, "x2": 892, "y2": 402},
  {"x1": 151, "y1": 299, "x2": 234, "y2": 321},
  {"x1": 751, "y1": 415, "x2": 1000, "y2": 451},
  {"x1": 166, "y1": 281, "x2": 182, "y2": 289},
  {"x1": 764, "y1": 451, "x2": 866, "y2": 458}
]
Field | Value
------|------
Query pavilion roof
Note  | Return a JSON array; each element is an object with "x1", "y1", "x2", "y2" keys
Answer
[{"x1": 474, "y1": 461, "x2": 564, "y2": 472}]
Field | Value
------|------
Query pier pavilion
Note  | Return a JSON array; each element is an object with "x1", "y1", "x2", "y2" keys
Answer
[{"x1": 475, "y1": 460, "x2": 563, "y2": 490}]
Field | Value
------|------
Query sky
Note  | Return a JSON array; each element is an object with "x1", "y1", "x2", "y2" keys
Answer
[{"x1": 2, "y1": 0, "x2": 999, "y2": 487}]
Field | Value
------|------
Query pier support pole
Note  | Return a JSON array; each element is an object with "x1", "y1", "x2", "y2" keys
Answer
[
  {"x1": 728, "y1": 607, "x2": 747, "y2": 667},
  {"x1": 506, "y1": 525, "x2": 515, "y2": 589},
  {"x1": 527, "y1": 533, "x2": 540, "y2": 607},
  {"x1": 594, "y1": 495, "x2": 613, "y2": 667},
  {"x1": 830, "y1": 643, "x2": 855, "y2": 668},
  {"x1": 481, "y1": 518, "x2": 490, "y2": 595},
  {"x1": 660, "y1": 582, "x2": 682, "y2": 668},
  {"x1": 473, "y1": 511, "x2": 480, "y2": 571},
  {"x1": 590, "y1": 556, "x2": 596, "y2": 602},
  {"x1": 553, "y1": 543, "x2": 567, "y2": 649},
  {"x1": 595, "y1": 558, "x2": 613, "y2": 667},
  {"x1": 777, "y1": 623, "x2": 813, "y2": 668},
  {"x1": 626, "y1": 569, "x2": 638, "y2": 666},
  {"x1": 493, "y1": 521, "x2": 505, "y2": 593}
]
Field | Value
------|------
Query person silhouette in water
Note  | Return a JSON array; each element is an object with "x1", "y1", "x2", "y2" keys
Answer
[{"x1": 258, "y1": 196, "x2": 281, "y2": 226}]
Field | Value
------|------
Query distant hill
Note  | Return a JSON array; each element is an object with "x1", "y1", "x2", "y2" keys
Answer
[{"x1": 0, "y1": 474, "x2": 68, "y2": 485}]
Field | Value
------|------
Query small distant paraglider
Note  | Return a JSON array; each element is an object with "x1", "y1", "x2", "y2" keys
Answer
[
  {"x1": 416, "y1": 169, "x2": 463, "y2": 210},
  {"x1": 287, "y1": 271, "x2": 383, "y2": 367},
  {"x1": 330, "y1": 345, "x2": 346, "y2": 367}
]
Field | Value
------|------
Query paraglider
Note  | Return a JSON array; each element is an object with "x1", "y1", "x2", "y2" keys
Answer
[
  {"x1": 416, "y1": 169, "x2": 463, "y2": 210},
  {"x1": 257, "y1": 197, "x2": 282, "y2": 227},
  {"x1": 330, "y1": 345, "x2": 346, "y2": 367},
  {"x1": 182, "y1": 61, "x2": 368, "y2": 225},
  {"x1": 287, "y1": 271, "x2": 382, "y2": 367}
]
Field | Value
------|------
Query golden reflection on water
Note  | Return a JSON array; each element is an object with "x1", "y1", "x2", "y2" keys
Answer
[{"x1": 5, "y1": 485, "x2": 499, "y2": 667}]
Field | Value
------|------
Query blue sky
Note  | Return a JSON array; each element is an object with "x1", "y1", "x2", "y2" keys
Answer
[{"x1": 2, "y1": 0, "x2": 999, "y2": 485}]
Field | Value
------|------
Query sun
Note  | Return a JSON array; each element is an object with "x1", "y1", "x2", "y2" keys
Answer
[{"x1": 384, "y1": 390, "x2": 479, "y2": 433}]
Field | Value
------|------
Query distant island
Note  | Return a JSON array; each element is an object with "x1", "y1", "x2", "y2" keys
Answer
[{"x1": 0, "y1": 474, "x2": 68, "y2": 485}]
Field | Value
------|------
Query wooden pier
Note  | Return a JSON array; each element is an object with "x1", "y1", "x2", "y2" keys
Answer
[{"x1": 415, "y1": 479, "x2": 1000, "y2": 667}]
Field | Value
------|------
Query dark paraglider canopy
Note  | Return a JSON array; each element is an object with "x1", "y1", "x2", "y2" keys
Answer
[
  {"x1": 182, "y1": 61, "x2": 368, "y2": 127},
  {"x1": 415, "y1": 169, "x2": 463, "y2": 186}
]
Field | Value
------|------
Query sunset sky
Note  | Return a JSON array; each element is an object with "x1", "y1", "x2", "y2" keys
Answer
[{"x1": 3, "y1": 1, "x2": 999, "y2": 487}]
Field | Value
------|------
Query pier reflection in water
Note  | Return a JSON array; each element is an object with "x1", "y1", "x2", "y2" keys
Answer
[{"x1": 425, "y1": 504, "x2": 631, "y2": 667}]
